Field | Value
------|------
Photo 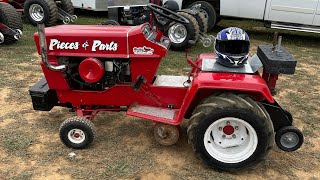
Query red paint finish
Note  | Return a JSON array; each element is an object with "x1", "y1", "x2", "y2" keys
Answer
[
  {"x1": 78, "y1": 58, "x2": 105, "y2": 83},
  {"x1": 33, "y1": 23, "x2": 275, "y2": 126},
  {"x1": 223, "y1": 125, "x2": 235, "y2": 135}
]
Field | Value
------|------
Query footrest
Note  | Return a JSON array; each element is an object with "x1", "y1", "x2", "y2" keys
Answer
[{"x1": 127, "y1": 104, "x2": 178, "y2": 124}]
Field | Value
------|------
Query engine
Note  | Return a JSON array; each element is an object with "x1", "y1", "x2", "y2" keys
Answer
[{"x1": 61, "y1": 57, "x2": 132, "y2": 90}]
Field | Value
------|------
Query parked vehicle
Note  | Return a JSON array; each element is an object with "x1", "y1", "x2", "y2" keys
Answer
[
  {"x1": 0, "y1": 0, "x2": 76, "y2": 26},
  {"x1": 29, "y1": 4, "x2": 303, "y2": 171},
  {"x1": 169, "y1": 0, "x2": 320, "y2": 33},
  {"x1": 0, "y1": 2, "x2": 23, "y2": 44}
]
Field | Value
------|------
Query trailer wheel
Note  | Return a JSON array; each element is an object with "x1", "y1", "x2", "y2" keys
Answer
[
  {"x1": 24, "y1": 0, "x2": 58, "y2": 26},
  {"x1": 167, "y1": 12, "x2": 199, "y2": 51},
  {"x1": 190, "y1": 1, "x2": 216, "y2": 31},
  {"x1": 0, "y1": 2, "x2": 23, "y2": 44},
  {"x1": 59, "y1": 116, "x2": 96, "y2": 149},
  {"x1": 187, "y1": 93, "x2": 274, "y2": 171}
]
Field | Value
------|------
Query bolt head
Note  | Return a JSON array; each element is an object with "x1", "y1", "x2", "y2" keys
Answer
[
  {"x1": 218, "y1": 127, "x2": 223, "y2": 131},
  {"x1": 226, "y1": 121, "x2": 230, "y2": 125},
  {"x1": 235, "y1": 126, "x2": 239, "y2": 130},
  {"x1": 232, "y1": 134, "x2": 236, "y2": 138},
  {"x1": 222, "y1": 135, "x2": 226, "y2": 139}
]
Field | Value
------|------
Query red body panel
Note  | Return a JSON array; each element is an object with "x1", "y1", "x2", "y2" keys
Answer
[{"x1": 34, "y1": 24, "x2": 274, "y2": 125}]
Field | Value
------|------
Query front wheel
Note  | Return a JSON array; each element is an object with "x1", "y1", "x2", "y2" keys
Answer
[
  {"x1": 188, "y1": 93, "x2": 274, "y2": 171},
  {"x1": 59, "y1": 116, "x2": 96, "y2": 149}
]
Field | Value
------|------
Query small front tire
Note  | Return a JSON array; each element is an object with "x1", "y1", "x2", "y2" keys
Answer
[{"x1": 59, "y1": 116, "x2": 96, "y2": 149}]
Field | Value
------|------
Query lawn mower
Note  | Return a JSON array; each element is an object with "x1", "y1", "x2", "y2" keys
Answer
[
  {"x1": 0, "y1": 2, "x2": 23, "y2": 44},
  {"x1": 99, "y1": 0, "x2": 212, "y2": 51},
  {"x1": 29, "y1": 3, "x2": 303, "y2": 171},
  {"x1": 0, "y1": 0, "x2": 76, "y2": 26}
]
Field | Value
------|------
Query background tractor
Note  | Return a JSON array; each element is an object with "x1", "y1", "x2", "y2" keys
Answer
[
  {"x1": 0, "y1": 2, "x2": 23, "y2": 44},
  {"x1": 29, "y1": 4, "x2": 303, "y2": 171},
  {"x1": 99, "y1": 0, "x2": 213, "y2": 51},
  {"x1": 0, "y1": 0, "x2": 76, "y2": 26}
]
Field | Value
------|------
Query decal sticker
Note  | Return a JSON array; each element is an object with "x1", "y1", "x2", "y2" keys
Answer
[
  {"x1": 49, "y1": 39, "x2": 79, "y2": 50},
  {"x1": 133, "y1": 46, "x2": 154, "y2": 55},
  {"x1": 48, "y1": 39, "x2": 118, "y2": 52}
]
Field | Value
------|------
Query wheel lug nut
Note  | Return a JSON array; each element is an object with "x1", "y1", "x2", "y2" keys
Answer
[
  {"x1": 232, "y1": 134, "x2": 236, "y2": 138},
  {"x1": 226, "y1": 121, "x2": 230, "y2": 125},
  {"x1": 235, "y1": 126, "x2": 239, "y2": 130},
  {"x1": 218, "y1": 127, "x2": 222, "y2": 131},
  {"x1": 222, "y1": 135, "x2": 226, "y2": 139}
]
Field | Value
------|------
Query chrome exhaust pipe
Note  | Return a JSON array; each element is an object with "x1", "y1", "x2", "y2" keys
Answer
[{"x1": 37, "y1": 23, "x2": 66, "y2": 71}]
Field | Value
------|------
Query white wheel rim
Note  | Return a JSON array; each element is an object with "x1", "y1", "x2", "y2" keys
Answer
[
  {"x1": 68, "y1": 129, "x2": 86, "y2": 144},
  {"x1": 168, "y1": 23, "x2": 187, "y2": 44},
  {"x1": 29, "y1": 4, "x2": 44, "y2": 22},
  {"x1": 203, "y1": 117, "x2": 258, "y2": 163}
]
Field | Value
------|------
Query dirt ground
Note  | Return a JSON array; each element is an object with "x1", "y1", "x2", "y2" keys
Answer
[{"x1": 0, "y1": 19, "x2": 320, "y2": 179}]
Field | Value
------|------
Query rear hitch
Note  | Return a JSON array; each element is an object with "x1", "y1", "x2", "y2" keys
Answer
[{"x1": 37, "y1": 23, "x2": 66, "y2": 71}]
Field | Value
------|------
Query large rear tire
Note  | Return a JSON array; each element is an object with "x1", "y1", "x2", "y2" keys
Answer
[
  {"x1": 187, "y1": 93, "x2": 274, "y2": 171},
  {"x1": 24, "y1": 0, "x2": 58, "y2": 26},
  {"x1": 56, "y1": 0, "x2": 74, "y2": 15},
  {"x1": 0, "y1": 2, "x2": 23, "y2": 44},
  {"x1": 167, "y1": 12, "x2": 199, "y2": 51},
  {"x1": 190, "y1": 1, "x2": 216, "y2": 31}
]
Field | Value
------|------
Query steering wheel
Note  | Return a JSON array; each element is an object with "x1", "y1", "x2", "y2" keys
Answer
[{"x1": 147, "y1": 3, "x2": 189, "y2": 29}]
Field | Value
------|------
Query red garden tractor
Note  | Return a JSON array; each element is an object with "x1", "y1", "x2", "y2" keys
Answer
[
  {"x1": 29, "y1": 4, "x2": 303, "y2": 171},
  {"x1": 0, "y1": 2, "x2": 23, "y2": 44},
  {"x1": 0, "y1": 0, "x2": 76, "y2": 26}
]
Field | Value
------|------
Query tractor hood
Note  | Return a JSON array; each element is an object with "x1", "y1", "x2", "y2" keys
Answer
[{"x1": 34, "y1": 24, "x2": 168, "y2": 59}]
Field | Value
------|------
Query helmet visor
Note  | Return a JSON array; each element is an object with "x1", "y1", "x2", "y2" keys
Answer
[{"x1": 215, "y1": 40, "x2": 250, "y2": 56}]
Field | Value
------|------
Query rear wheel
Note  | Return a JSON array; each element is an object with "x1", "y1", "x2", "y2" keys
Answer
[
  {"x1": 188, "y1": 93, "x2": 274, "y2": 171},
  {"x1": 59, "y1": 116, "x2": 96, "y2": 149},
  {"x1": 24, "y1": 0, "x2": 58, "y2": 26},
  {"x1": 167, "y1": 12, "x2": 199, "y2": 51},
  {"x1": 190, "y1": 1, "x2": 216, "y2": 31},
  {"x1": 0, "y1": 2, "x2": 23, "y2": 44}
]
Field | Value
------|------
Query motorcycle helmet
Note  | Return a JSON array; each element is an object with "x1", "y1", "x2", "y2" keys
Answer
[{"x1": 214, "y1": 27, "x2": 250, "y2": 68}]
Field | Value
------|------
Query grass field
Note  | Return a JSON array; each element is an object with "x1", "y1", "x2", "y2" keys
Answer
[{"x1": 0, "y1": 13, "x2": 320, "y2": 179}]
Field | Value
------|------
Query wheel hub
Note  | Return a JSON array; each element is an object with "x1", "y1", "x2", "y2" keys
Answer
[
  {"x1": 168, "y1": 23, "x2": 187, "y2": 44},
  {"x1": 223, "y1": 125, "x2": 235, "y2": 135},
  {"x1": 29, "y1": 4, "x2": 44, "y2": 22},
  {"x1": 154, "y1": 123, "x2": 179, "y2": 146},
  {"x1": 280, "y1": 132, "x2": 299, "y2": 149},
  {"x1": 68, "y1": 129, "x2": 86, "y2": 144}
]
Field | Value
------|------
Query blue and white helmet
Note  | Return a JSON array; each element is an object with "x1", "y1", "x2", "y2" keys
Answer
[{"x1": 214, "y1": 27, "x2": 250, "y2": 68}]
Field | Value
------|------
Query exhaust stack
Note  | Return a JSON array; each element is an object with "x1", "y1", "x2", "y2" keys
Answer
[{"x1": 37, "y1": 23, "x2": 66, "y2": 71}]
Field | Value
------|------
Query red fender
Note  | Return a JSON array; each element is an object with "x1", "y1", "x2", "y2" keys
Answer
[{"x1": 175, "y1": 72, "x2": 274, "y2": 123}]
